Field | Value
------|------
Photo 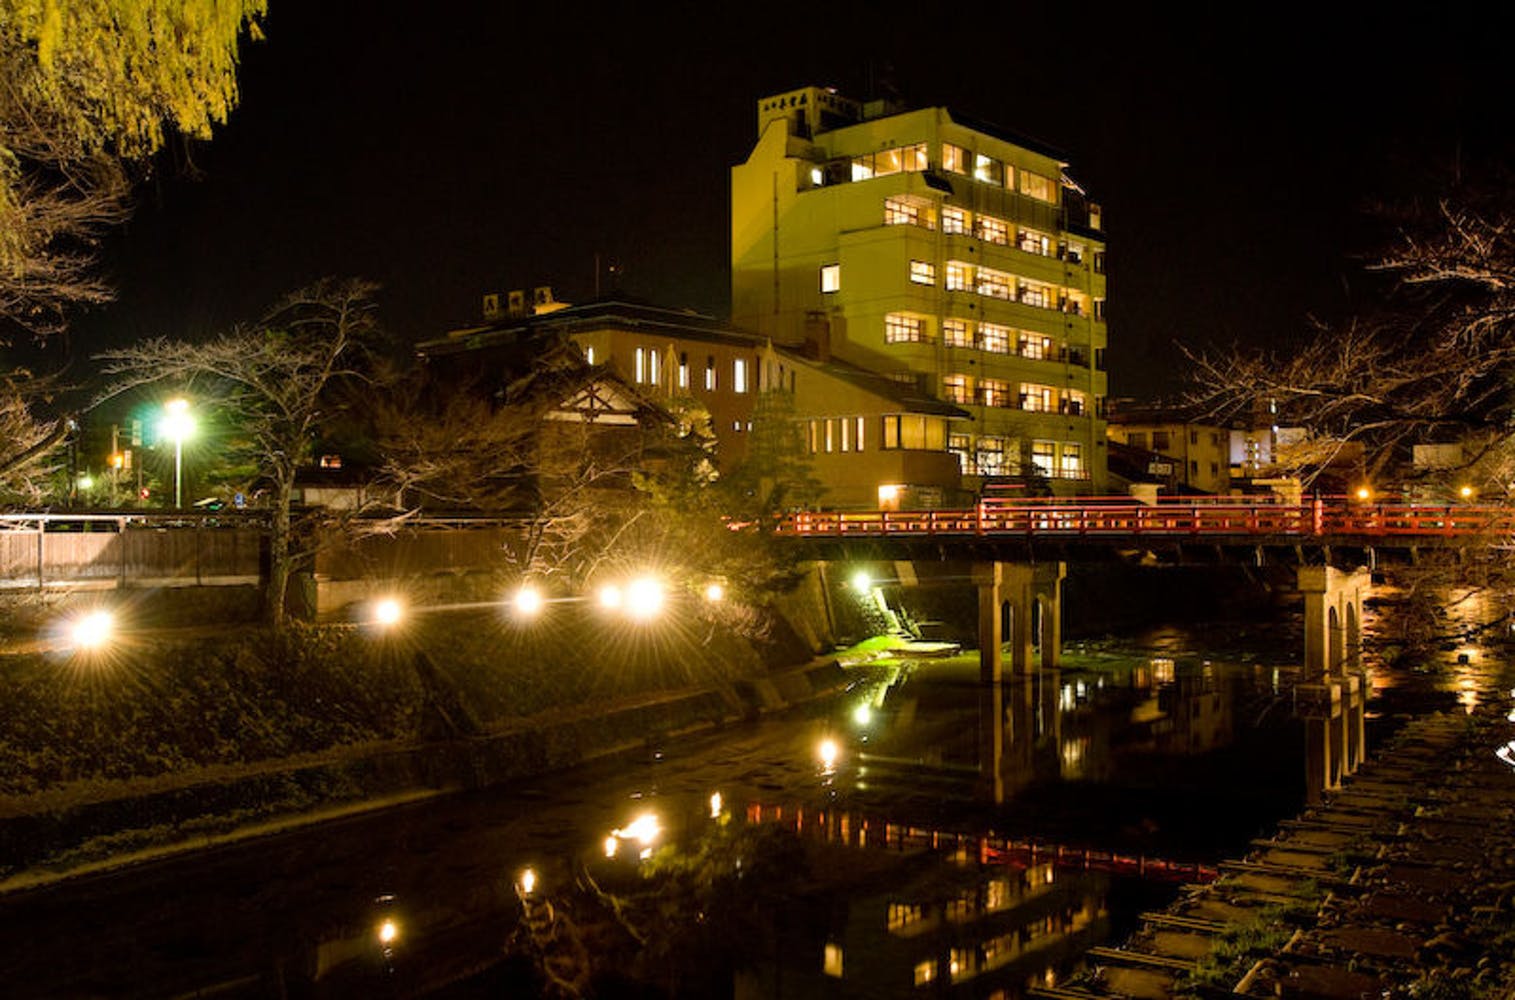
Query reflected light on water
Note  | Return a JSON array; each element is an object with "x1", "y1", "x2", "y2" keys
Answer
[{"x1": 377, "y1": 918, "x2": 399, "y2": 946}]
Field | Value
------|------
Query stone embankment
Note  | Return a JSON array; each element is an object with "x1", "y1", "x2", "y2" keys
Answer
[
  {"x1": 0, "y1": 657, "x2": 853, "y2": 891},
  {"x1": 1037, "y1": 707, "x2": 1515, "y2": 1000}
]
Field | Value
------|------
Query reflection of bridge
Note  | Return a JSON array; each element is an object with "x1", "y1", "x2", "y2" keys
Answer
[{"x1": 776, "y1": 500, "x2": 1424, "y2": 808}]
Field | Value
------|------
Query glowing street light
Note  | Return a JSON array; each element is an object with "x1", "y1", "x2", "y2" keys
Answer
[
  {"x1": 703, "y1": 581, "x2": 725, "y2": 603},
  {"x1": 598, "y1": 584, "x2": 623, "y2": 610},
  {"x1": 1354, "y1": 485, "x2": 1372, "y2": 502},
  {"x1": 514, "y1": 585, "x2": 544, "y2": 618},
  {"x1": 69, "y1": 610, "x2": 115, "y2": 650},
  {"x1": 625, "y1": 577, "x2": 664, "y2": 622},
  {"x1": 158, "y1": 398, "x2": 195, "y2": 508},
  {"x1": 850, "y1": 570, "x2": 871, "y2": 592},
  {"x1": 372, "y1": 597, "x2": 404, "y2": 628},
  {"x1": 1459, "y1": 484, "x2": 1475, "y2": 500}
]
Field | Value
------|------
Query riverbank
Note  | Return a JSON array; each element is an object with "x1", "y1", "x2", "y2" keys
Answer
[{"x1": 1042, "y1": 702, "x2": 1515, "y2": 999}]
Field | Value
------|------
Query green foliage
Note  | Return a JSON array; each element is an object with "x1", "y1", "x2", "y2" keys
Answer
[{"x1": 718, "y1": 387, "x2": 824, "y2": 520}]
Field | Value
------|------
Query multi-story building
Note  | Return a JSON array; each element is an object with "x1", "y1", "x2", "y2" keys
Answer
[
  {"x1": 1106, "y1": 405, "x2": 1231, "y2": 494},
  {"x1": 731, "y1": 86, "x2": 1109, "y2": 494},
  {"x1": 419, "y1": 295, "x2": 969, "y2": 509}
]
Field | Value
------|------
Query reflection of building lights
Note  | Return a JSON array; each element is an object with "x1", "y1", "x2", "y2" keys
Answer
[
  {"x1": 852, "y1": 702, "x2": 872, "y2": 726},
  {"x1": 603, "y1": 834, "x2": 619, "y2": 859},
  {"x1": 377, "y1": 918, "x2": 399, "y2": 946},
  {"x1": 373, "y1": 598, "x2": 403, "y2": 627},
  {"x1": 1497, "y1": 741, "x2": 1515, "y2": 769},
  {"x1": 818, "y1": 738, "x2": 840, "y2": 770},
  {"x1": 519, "y1": 867, "x2": 537, "y2": 895},
  {"x1": 709, "y1": 791, "x2": 723, "y2": 818},
  {"x1": 69, "y1": 610, "x2": 115, "y2": 650},
  {"x1": 613, "y1": 811, "x2": 662, "y2": 848}
]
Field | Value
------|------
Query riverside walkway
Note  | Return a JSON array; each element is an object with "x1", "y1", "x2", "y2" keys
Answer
[{"x1": 1035, "y1": 706, "x2": 1515, "y2": 999}]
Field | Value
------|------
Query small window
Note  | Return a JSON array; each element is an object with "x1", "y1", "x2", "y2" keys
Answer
[
  {"x1": 976, "y1": 215, "x2": 1008, "y2": 245},
  {"x1": 823, "y1": 943, "x2": 843, "y2": 978},
  {"x1": 1128, "y1": 431, "x2": 1148, "y2": 450},
  {"x1": 705, "y1": 356, "x2": 716, "y2": 391},
  {"x1": 677, "y1": 352, "x2": 688, "y2": 389},
  {"x1": 973, "y1": 153, "x2": 1003, "y2": 186},
  {"x1": 941, "y1": 206, "x2": 968, "y2": 235},
  {"x1": 945, "y1": 261, "x2": 971, "y2": 291},
  {"x1": 839, "y1": 417, "x2": 851, "y2": 452},
  {"x1": 854, "y1": 416, "x2": 865, "y2": 452},
  {"x1": 909, "y1": 260, "x2": 936, "y2": 285},
  {"x1": 1020, "y1": 170, "x2": 1055, "y2": 202},
  {"x1": 584, "y1": 345, "x2": 595, "y2": 365},
  {"x1": 979, "y1": 323, "x2": 1010, "y2": 355},
  {"x1": 942, "y1": 318, "x2": 971, "y2": 347},
  {"x1": 1152, "y1": 430, "x2": 1172, "y2": 450},
  {"x1": 884, "y1": 313, "x2": 926, "y2": 343},
  {"x1": 820, "y1": 263, "x2": 840, "y2": 293},
  {"x1": 943, "y1": 143, "x2": 968, "y2": 174},
  {"x1": 733, "y1": 358, "x2": 749, "y2": 393}
]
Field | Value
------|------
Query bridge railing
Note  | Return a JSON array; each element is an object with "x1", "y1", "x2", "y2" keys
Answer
[{"x1": 776, "y1": 497, "x2": 1515, "y2": 539}]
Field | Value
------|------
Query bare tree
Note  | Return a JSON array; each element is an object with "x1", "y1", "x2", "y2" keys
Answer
[
  {"x1": 369, "y1": 357, "x2": 667, "y2": 584},
  {"x1": 97, "y1": 278, "x2": 380, "y2": 627},
  {"x1": 0, "y1": 369, "x2": 67, "y2": 501},
  {"x1": 1188, "y1": 182, "x2": 1515, "y2": 485}
]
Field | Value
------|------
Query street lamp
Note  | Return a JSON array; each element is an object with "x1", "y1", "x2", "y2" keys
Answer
[{"x1": 159, "y1": 398, "x2": 195, "y2": 508}]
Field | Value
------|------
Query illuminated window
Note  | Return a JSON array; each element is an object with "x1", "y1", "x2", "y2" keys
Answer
[
  {"x1": 884, "y1": 313, "x2": 926, "y2": 344},
  {"x1": 1020, "y1": 170, "x2": 1055, "y2": 202},
  {"x1": 1018, "y1": 333, "x2": 1053, "y2": 360},
  {"x1": 852, "y1": 144, "x2": 927, "y2": 180},
  {"x1": 850, "y1": 157, "x2": 874, "y2": 181},
  {"x1": 985, "y1": 879, "x2": 1011, "y2": 913},
  {"x1": 839, "y1": 416, "x2": 851, "y2": 452},
  {"x1": 705, "y1": 356, "x2": 716, "y2": 391},
  {"x1": 973, "y1": 153, "x2": 1003, "y2": 186},
  {"x1": 941, "y1": 206, "x2": 967, "y2": 235},
  {"x1": 733, "y1": 358, "x2": 749, "y2": 393},
  {"x1": 942, "y1": 374, "x2": 970, "y2": 404},
  {"x1": 976, "y1": 214, "x2": 1008, "y2": 245},
  {"x1": 807, "y1": 420, "x2": 820, "y2": 453},
  {"x1": 884, "y1": 195, "x2": 932, "y2": 228},
  {"x1": 945, "y1": 261, "x2": 972, "y2": 291},
  {"x1": 976, "y1": 267, "x2": 1012, "y2": 300},
  {"x1": 943, "y1": 143, "x2": 968, "y2": 173},
  {"x1": 677, "y1": 351, "x2": 688, "y2": 389},
  {"x1": 950, "y1": 947, "x2": 978, "y2": 983},
  {"x1": 1064, "y1": 241, "x2": 1086, "y2": 264},
  {"x1": 1061, "y1": 442, "x2": 1083, "y2": 477},
  {"x1": 1064, "y1": 290, "x2": 1089, "y2": 316},
  {"x1": 909, "y1": 260, "x2": 936, "y2": 285},
  {"x1": 888, "y1": 903, "x2": 925, "y2": 931},
  {"x1": 914, "y1": 960, "x2": 937, "y2": 986},
  {"x1": 823, "y1": 943, "x2": 843, "y2": 978},
  {"x1": 1019, "y1": 280, "x2": 1052, "y2": 308},
  {"x1": 942, "y1": 318, "x2": 971, "y2": 347},
  {"x1": 825, "y1": 419, "x2": 835, "y2": 452},
  {"x1": 949, "y1": 433, "x2": 971, "y2": 473},
  {"x1": 1094, "y1": 298, "x2": 1107, "y2": 321},
  {"x1": 1032, "y1": 440, "x2": 1057, "y2": 476},
  {"x1": 809, "y1": 166, "x2": 823, "y2": 187},
  {"x1": 584, "y1": 345, "x2": 595, "y2": 365},
  {"x1": 1063, "y1": 390, "x2": 1086, "y2": 416},
  {"x1": 820, "y1": 263, "x2": 840, "y2": 293},
  {"x1": 946, "y1": 895, "x2": 975, "y2": 922},
  {"x1": 901, "y1": 143, "x2": 927, "y2": 170},
  {"x1": 854, "y1": 416, "x2": 865, "y2": 451},
  {"x1": 976, "y1": 436, "x2": 1005, "y2": 474},
  {"x1": 634, "y1": 347, "x2": 660, "y2": 385},
  {"x1": 979, "y1": 378, "x2": 1009, "y2": 408},
  {"x1": 1021, "y1": 383, "x2": 1055, "y2": 412},
  {"x1": 978, "y1": 323, "x2": 1010, "y2": 354},
  {"x1": 1018, "y1": 228, "x2": 1052, "y2": 255},
  {"x1": 881, "y1": 415, "x2": 946, "y2": 450}
]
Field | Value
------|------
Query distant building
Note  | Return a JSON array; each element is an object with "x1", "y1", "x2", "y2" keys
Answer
[
  {"x1": 419, "y1": 296, "x2": 969, "y2": 509},
  {"x1": 1105, "y1": 404, "x2": 1230, "y2": 494},
  {"x1": 731, "y1": 85, "x2": 1109, "y2": 494}
]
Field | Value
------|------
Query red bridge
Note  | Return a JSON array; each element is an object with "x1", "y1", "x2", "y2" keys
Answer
[{"x1": 776, "y1": 496, "x2": 1515, "y2": 542}]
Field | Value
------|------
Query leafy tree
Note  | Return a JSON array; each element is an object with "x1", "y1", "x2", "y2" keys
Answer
[
  {"x1": 0, "y1": 0, "x2": 264, "y2": 492},
  {"x1": 719, "y1": 385, "x2": 824, "y2": 521},
  {"x1": 97, "y1": 278, "x2": 379, "y2": 627}
]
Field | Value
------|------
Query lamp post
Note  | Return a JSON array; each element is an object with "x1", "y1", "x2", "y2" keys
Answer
[{"x1": 159, "y1": 398, "x2": 195, "y2": 508}]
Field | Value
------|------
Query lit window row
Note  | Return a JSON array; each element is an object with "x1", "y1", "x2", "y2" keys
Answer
[
  {"x1": 806, "y1": 416, "x2": 868, "y2": 454},
  {"x1": 945, "y1": 261, "x2": 1089, "y2": 314},
  {"x1": 943, "y1": 375, "x2": 1084, "y2": 414},
  {"x1": 937, "y1": 203, "x2": 1085, "y2": 262},
  {"x1": 947, "y1": 436, "x2": 1086, "y2": 478},
  {"x1": 851, "y1": 142, "x2": 928, "y2": 180},
  {"x1": 942, "y1": 143, "x2": 1057, "y2": 202},
  {"x1": 632, "y1": 346, "x2": 755, "y2": 395}
]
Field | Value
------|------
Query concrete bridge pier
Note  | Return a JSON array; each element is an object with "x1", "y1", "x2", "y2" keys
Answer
[
  {"x1": 1296, "y1": 565, "x2": 1370, "y2": 804},
  {"x1": 975, "y1": 560, "x2": 1066, "y2": 803}
]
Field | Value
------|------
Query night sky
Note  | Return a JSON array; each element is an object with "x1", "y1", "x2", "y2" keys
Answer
[{"x1": 56, "y1": 4, "x2": 1514, "y2": 397}]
